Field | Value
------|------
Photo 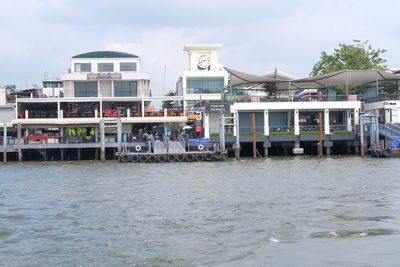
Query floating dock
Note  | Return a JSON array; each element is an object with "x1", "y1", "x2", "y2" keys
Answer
[{"x1": 117, "y1": 151, "x2": 226, "y2": 163}]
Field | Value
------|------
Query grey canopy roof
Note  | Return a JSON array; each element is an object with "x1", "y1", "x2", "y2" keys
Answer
[
  {"x1": 263, "y1": 68, "x2": 297, "y2": 80},
  {"x1": 225, "y1": 67, "x2": 400, "y2": 89},
  {"x1": 224, "y1": 67, "x2": 299, "y2": 90},
  {"x1": 225, "y1": 67, "x2": 283, "y2": 87},
  {"x1": 292, "y1": 69, "x2": 400, "y2": 88}
]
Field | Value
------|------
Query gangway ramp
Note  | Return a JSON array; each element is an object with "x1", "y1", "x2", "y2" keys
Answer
[
  {"x1": 379, "y1": 124, "x2": 400, "y2": 140},
  {"x1": 387, "y1": 123, "x2": 400, "y2": 133},
  {"x1": 153, "y1": 141, "x2": 167, "y2": 153},
  {"x1": 168, "y1": 141, "x2": 186, "y2": 153}
]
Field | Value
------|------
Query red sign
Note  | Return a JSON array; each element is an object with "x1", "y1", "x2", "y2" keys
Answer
[{"x1": 195, "y1": 126, "x2": 203, "y2": 132}]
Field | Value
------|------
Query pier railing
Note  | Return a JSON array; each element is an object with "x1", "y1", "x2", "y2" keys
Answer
[
  {"x1": 363, "y1": 94, "x2": 400, "y2": 103},
  {"x1": 270, "y1": 126, "x2": 294, "y2": 133},
  {"x1": 330, "y1": 124, "x2": 350, "y2": 132},
  {"x1": 299, "y1": 125, "x2": 320, "y2": 132},
  {"x1": 227, "y1": 95, "x2": 359, "y2": 103}
]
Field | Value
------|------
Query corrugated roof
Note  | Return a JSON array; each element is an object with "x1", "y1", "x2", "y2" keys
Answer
[{"x1": 72, "y1": 51, "x2": 138, "y2": 59}]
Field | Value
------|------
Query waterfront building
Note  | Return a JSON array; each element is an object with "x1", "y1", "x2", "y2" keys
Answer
[
  {"x1": 1, "y1": 51, "x2": 184, "y2": 161},
  {"x1": 2, "y1": 45, "x2": 400, "y2": 161},
  {"x1": 220, "y1": 68, "x2": 400, "y2": 156}
]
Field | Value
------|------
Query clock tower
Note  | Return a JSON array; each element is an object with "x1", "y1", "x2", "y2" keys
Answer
[
  {"x1": 183, "y1": 44, "x2": 224, "y2": 72},
  {"x1": 181, "y1": 44, "x2": 230, "y2": 139}
]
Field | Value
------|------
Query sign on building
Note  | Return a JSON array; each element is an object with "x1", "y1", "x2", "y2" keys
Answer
[
  {"x1": 87, "y1": 73, "x2": 122, "y2": 80},
  {"x1": 204, "y1": 103, "x2": 230, "y2": 113}
]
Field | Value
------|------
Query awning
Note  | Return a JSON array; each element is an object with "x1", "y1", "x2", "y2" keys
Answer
[
  {"x1": 224, "y1": 67, "x2": 298, "y2": 90},
  {"x1": 292, "y1": 69, "x2": 400, "y2": 88}
]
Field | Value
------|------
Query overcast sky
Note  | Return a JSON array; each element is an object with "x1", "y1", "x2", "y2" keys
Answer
[{"x1": 1, "y1": 0, "x2": 400, "y2": 95}]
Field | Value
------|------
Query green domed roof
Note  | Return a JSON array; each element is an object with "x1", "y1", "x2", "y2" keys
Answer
[{"x1": 72, "y1": 51, "x2": 138, "y2": 59}]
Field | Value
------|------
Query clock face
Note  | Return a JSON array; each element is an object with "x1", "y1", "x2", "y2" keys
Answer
[{"x1": 197, "y1": 53, "x2": 211, "y2": 70}]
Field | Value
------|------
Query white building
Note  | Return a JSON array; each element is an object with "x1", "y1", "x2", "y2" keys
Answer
[
  {"x1": 180, "y1": 44, "x2": 229, "y2": 108},
  {"x1": 178, "y1": 44, "x2": 230, "y2": 137},
  {"x1": 61, "y1": 51, "x2": 150, "y2": 98}
]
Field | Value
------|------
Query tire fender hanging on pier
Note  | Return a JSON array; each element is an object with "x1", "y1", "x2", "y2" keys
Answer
[
  {"x1": 158, "y1": 154, "x2": 167, "y2": 162},
  {"x1": 195, "y1": 154, "x2": 204, "y2": 161},
  {"x1": 185, "y1": 154, "x2": 194, "y2": 162},
  {"x1": 139, "y1": 155, "x2": 148, "y2": 163},
  {"x1": 176, "y1": 154, "x2": 185, "y2": 162},
  {"x1": 120, "y1": 154, "x2": 130, "y2": 163},
  {"x1": 149, "y1": 155, "x2": 157, "y2": 163},
  {"x1": 204, "y1": 152, "x2": 213, "y2": 161},
  {"x1": 167, "y1": 154, "x2": 176, "y2": 162},
  {"x1": 130, "y1": 154, "x2": 139, "y2": 163}
]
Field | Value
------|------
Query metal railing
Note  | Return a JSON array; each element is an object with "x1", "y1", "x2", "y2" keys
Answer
[
  {"x1": 330, "y1": 124, "x2": 349, "y2": 132},
  {"x1": 270, "y1": 126, "x2": 294, "y2": 133},
  {"x1": 178, "y1": 134, "x2": 186, "y2": 150},
  {"x1": 186, "y1": 88, "x2": 221, "y2": 94},
  {"x1": 162, "y1": 134, "x2": 169, "y2": 152},
  {"x1": 363, "y1": 94, "x2": 400, "y2": 103},
  {"x1": 227, "y1": 95, "x2": 359, "y2": 103},
  {"x1": 28, "y1": 110, "x2": 58, "y2": 119},
  {"x1": 299, "y1": 125, "x2": 319, "y2": 132}
]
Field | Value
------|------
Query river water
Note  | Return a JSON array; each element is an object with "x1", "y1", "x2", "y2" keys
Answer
[{"x1": 1, "y1": 157, "x2": 400, "y2": 266}]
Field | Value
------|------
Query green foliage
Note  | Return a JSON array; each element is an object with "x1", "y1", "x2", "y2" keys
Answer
[
  {"x1": 262, "y1": 82, "x2": 278, "y2": 97},
  {"x1": 76, "y1": 127, "x2": 87, "y2": 136},
  {"x1": 167, "y1": 122, "x2": 180, "y2": 130},
  {"x1": 240, "y1": 132, "x2": 264, "y2": 136},
  {"x1": 270, "y1": 131, "x2": 294, "y2": 136},
  {"x1": 66, "y1": 127, "x2": 88, "y2": 136},
  {"x1": 300, "y1": 131, "x2": 320, "y2": 135},
  {"x1": 89, "y1": 128, "x2": 95, "y2": 136},
  {"x1": 3, "y1": 84, "x2": 16, "y2": 93},
  {"x1": 333, "y1": 130, "x2": 353, "y2": 135},
  {"x1": 162, "y1": 91, "x2": 176, "y2": 109},
  {"x1": 311, "y1": 40, "x2": 387, "y2": 76},
  {"x1": 210, "y1": 132, "x2": 234, "y2": 137},
  {"x1": 65, "y1": 127, "x2": 76, "y2": 136}
]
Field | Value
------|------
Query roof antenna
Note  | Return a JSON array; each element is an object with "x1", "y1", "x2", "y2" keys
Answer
[{"x1": 162, "y1": 64, "x2": 167, "y2": 95}]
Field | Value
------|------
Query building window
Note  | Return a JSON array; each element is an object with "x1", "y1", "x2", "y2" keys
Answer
[
  {"x1": 98, "y1": 63, "x2": 114, "y2": 72},
  {"x1": 186, "y1": 100, "x2": 211, "y2": 108},
  {"x1": 186, "y1": 78, "x2": 224, "y2": 94},
  {"x1": 114, "y1": 81, "x2": 137, "y2": 97},
  {"x1": 74, "y1": 82, "x2": 98, "y2": 97},
  {"x1": 43, "y1": 81, "x2": 62, "y2": 88},
  {"x1": 75, "y1": 63, "x2": 91, "y2": 72},
  {"x1": 120, "y1": 62, "x2": 137, "y2": 72}
]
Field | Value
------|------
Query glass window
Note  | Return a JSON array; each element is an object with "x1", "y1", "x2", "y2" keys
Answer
[
  {"x1": 75, "y1": 63, "x2": 91, "y2": 72},
  {"x1": 43, "y1": 81, "x2": 62, "y2": 88},
  {"x1": 98, "y1": 63, "x2": 114, "y2": 72},
  {"x1": 186, "y1": 78, "x2": 224, "y2": 94},
  {"x1": 186, "y1": 100, "x2": 211, "y2": 108},
  {"x1": 120, "y1": 62, "x2": 137, "y2": 72},
  {"x1": 114, "y1": 81, "x2": 137, "y2": 97},
  {"x1": 74, "y1": 82, "x2": 98, "y2": 97}
]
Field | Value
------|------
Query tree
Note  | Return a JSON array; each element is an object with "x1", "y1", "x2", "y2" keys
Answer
[
  {"x1": 162, "y1": 91, "x2": 176, "y2": 109},
  {"x1": 262, "y1": 82, "x2": 278, "y2": 97},
  {"x1": 3, "y1": 84, "x2": 16, "y2": 93},
  {"x1": 310, "y1": 40, "x2": 387, "y2": 76}
]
